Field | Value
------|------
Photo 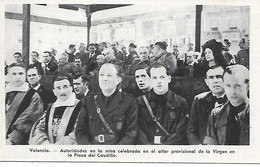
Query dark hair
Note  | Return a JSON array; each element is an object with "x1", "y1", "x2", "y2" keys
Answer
[
  {"x1": 69, "y1": 44, "x2": 76, "y2": 49},
  {"x1": 99, "y1": 42, "x2": 108, "y2": 48},
  {"x1": 74, "y1": 73, "x2": 89, "y2": 84},
  {"x1": 27, "y1": 67, "x2": 40, "y2": 75},
  {"x1": 206, "y1": 65, "x2": 224, "y2": 78},
  {"x1": 54, "y1": 75, "x2": 72, "y2": 87},
  {"x1": 88, "y1": 43, "x2": 96, "y2": 50},
  {"x1": 43, "y1": 51, "x2": 51, "y2": 57},
  {"x1": 133, "y1": 64, "x2": 150, "y2": 76},
  {"x1": 129, "y1": 43, "x2": 137, "y2": 48},
  {"x1": 201, "y1": 39, "x2": 227, "y2": 68},
  {"x1": 155, "y1": 41, "x2": 167, "y2": 50},
  {"x1": 13, "y1": 52, "x2": 22, "y2": 57},
  {"x1": 147, "y1": 63, "x2": 170, "y2": 77},
  {"x1": 8, "y1": 63, "x2": 25, "y2": 73},
  {"x1": 240, "y1": 38, "x2": 245, "y2": 44},
  {"x1": 31, "y1": 51, "x2": 39, "y2": 57},
  {"x1": 224, "y1": 39, "x2": 231, "y2": 46}
]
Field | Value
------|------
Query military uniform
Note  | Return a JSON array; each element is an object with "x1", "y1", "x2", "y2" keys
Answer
[
  {"x1": 236, "y1": 49, "x2": 249, "y2": 69},
  {"x1": 187, "y1": 91, "x2": 227, "y2": 145},
  {"x1": 126, "y1": 58, "x2": 150, "y2": 75},
  {"x1": 204, "y1": 101, "x2": 249, "y2": 145},
  {"x1": 136, "y1": 90, "x2": 189, "y2": 145},
  {"x1": 75, "y1": 90, "x2": 138, "y2": 145},
  {"x1": 151, "y1": 52, "x2": 177, "y2": 76}
]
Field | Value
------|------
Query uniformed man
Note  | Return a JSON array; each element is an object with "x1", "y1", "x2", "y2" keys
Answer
[
  {"x1": 204, "y1": 65, "x2": 249, "y2": 145},
  {"x1": 103, "y1": 48, "x2": 123, "y2": 67},
  {"x1": 29, "y1": 76, "x2": 81, "y2": 145},
  {"x1": 186, "y1": 65, "x2": 227, "y2": 145},
  {"x1": 137, "y1": 64, "x2": 189, "y2": 145},
  {"x1": 151, "y1": 41, "x2": 177, "y2": 76},
  {"x1": 6, "y1": 63, "x2": 44, "y2": 145},
  {"x1": 126, "y1": 46, "x2": 150, "y2": 75},
  {"x1": 75, "y1": 63, "x2": 138, "y2": 145}
]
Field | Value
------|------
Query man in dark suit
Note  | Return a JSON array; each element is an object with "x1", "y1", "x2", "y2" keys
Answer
[
  {"x1": 111, "y1": 41, "x2": 125, "y2": 62},
  {"x1": 182, "y1": 51, "x2": 203, "y2": 77},
  {"x1": 187, "y1": 65, "x2": 227, "y2": 145},
  {"x1": 27, "y1": 67, "x2": 56, "y2": 110},
  {"x1": 28, "y1": 51, "x2": 44, "y2": 75},
  {"x1": 41, "y1": 51, "x2": 58, "y2": 75},
  {"x1": 125, "y1": 43, "x2": 138, "y2": 68},
  {"x1": 79, "y1": 43, "x2": 98, "y2": 75},
  {"x1": 151, "y1": 41, "x2": 177, "y2": 76},
  {"x1": 66, "y1": 44, "x2": 76, "y2": 63}
]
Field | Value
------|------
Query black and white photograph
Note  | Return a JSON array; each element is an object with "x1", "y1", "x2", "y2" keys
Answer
[{"x1": 1, "y1": 0, "x2": 259, "y2": 164}]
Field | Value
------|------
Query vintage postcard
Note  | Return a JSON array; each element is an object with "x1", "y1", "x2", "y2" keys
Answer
[{"x1": 0, "y1": 0, "x2": 260, "y2": 164}]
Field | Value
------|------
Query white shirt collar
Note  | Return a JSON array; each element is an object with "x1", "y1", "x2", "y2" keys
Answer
[
  {"x1": 32, "y1": 84, "x2": 41, "y2": 90},
  {"x1": 6, "y1": 82, "x2": 29, "y2": 93},
  {"x1": 187, "y1": 61, "x2": 195, "y2": 66},
  {"x1": 84, "y1": 89, "x2": 89, "y2": 96},
  {"x1": 53, "y1": 93, "x2": 77, "y2": 108}
]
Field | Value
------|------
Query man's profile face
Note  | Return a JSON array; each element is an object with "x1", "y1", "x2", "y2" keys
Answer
[
  {"x1": 104, "y1": 50, "x2": 115, "y2": 62},
  {"x1": 239, "y1": 38, "x2": 245, "y2": 50},
  {"x1": 98, "y1": 43, "x2": 105, "y2": 51},
  {"x1": 151, "y1": 45, "x2": 160, "y2": 58},
  {"x1": 135, "y1": 69, "x2": 151, "y2": 91},
  {"x1": 122, "y1": 47, "x2": 127, "y2": 53},
  {"x1": 27, "y1": 68, "x2": 41, "y2": 86},
  {"x1": 58, "y1": 56, "x2": 67, "y2": 65},
  {"x1": 73, "y1": 77, "x2": 87, "y2": 95},
  {"x1": 205, "y1": 67, "x2": 225, "y2": 96},
  {"x1": 96, "y1": 55, "x2": 105, "y2": 65},
  {"x1": 53, "y1": 79, "x2": 72, "y2": 102},
  {"x1": 8, "y1": 66, "x2": 26, "y2": 87},
  {"x1": 224, "y1": 73, "x2": 248, "y2": 107},
  {"x1": 150, "y1": 67, "x2": 171, "y2": 95},
  {"x1": 71, "y1": 46, "x2": 76, "y2": 54}
]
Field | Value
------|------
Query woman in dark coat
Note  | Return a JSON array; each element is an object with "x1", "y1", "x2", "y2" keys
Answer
[
  {"x1": 199, "y1": 39, "x2": 227, "y2": 75},
  {"x1": 75, "y1": 63, "x2": 138, "y2": 145}
]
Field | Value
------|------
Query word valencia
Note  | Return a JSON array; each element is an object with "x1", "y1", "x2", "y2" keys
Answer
[{"x1": 29, "y1": 148, "x2": 50, "y2": 152}]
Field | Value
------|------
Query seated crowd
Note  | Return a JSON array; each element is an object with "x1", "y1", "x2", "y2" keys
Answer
[{"x1": 5, "y1": 37, "x2": 250, "y2": 145}]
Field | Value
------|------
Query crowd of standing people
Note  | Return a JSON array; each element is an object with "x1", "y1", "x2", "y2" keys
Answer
[{"x1": 5, "y1": 35, "x2": 250, "y2": 145}]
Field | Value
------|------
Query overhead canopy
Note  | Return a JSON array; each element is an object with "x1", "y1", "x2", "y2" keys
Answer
[
  {"x1": 21, "y1": 4, "x2": 132, "y2": 69},
  {"x1": 57, "y1": 4, "x2": 132, "y2": 13}
]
